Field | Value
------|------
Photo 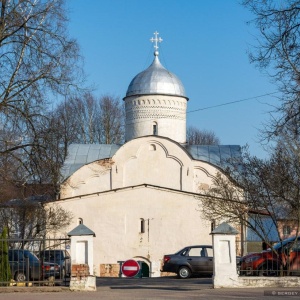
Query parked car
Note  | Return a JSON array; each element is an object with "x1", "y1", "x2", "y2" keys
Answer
[
  {"x1": 162, "y1": 245, "x2": 214, "y2": 279},
  {"x1": 162, "y1": 245, "x2": 241, "y2": 279},
  {"x1": 8, "y1": 249, "x2": 59, "y2": 282},
  {"x1": 239, "y1": 236, "x2": 300, "y2": 276},
  {"x1": 39, "y1": 250, "x2": 71, "y2": 279}
]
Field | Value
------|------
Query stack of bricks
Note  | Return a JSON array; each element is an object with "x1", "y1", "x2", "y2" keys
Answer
[
  {"x1": 100, "y1": 263, "x2": 120, "y2": 277},
  {"x1": 71, "y1": 264, "x2": 90, "y2": 280}
]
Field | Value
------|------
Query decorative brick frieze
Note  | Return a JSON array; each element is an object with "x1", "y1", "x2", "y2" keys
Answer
[{"x1": 124, "y1": 94, "x2": 187, "y2": 143}]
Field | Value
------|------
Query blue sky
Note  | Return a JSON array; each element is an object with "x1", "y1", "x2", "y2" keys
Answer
[{"x1": 66, "y1": 0, "x2": 279, "y2": 158}]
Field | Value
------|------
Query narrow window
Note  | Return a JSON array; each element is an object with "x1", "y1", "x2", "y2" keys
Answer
[
  {"x1": 211, "y1": 220, "x2": 216, "y2": 232},
  {"x1": 140, "y1": 218, "x2": 145, "y2": 233},
  {"x1": 153, "y1": 122, "x2": 158, "y2": 135},
  {"x1": 78, "y1": 218, "x2": 83, "y2": 225},
  {"x1": 283, "y1": 225, "x2": 291, "y2": 235}
]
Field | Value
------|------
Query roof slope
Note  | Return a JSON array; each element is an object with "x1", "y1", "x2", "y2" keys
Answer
[
  {"x1": 61, "y1": 143, "x2": 241, "y2": 181},
  {"x1": 61, "y1": 144, "x2": 121, "y2": 181}
]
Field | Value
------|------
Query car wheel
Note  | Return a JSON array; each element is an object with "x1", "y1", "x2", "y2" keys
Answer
[
  {"x1": 178, "y1": 266, "x2": 191, "y2": 279},
  {"x1": 15, "y1": 272, "x2": 26, "y2": 282}
]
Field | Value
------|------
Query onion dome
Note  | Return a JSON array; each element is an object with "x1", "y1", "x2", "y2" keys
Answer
[
  {"x1": 126, "y1": 54, "x2": 186, "y2": 98},
  {"x1": 125, "y1": 31, "x2": 187, "y2": 98}
]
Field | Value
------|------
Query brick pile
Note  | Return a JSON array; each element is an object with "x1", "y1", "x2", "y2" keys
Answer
[
  {"x1": 99, "y1": 263, "x2": 120, "y2": 277},
  {"x1": 71, "y1": 264, "x2": 90, "y2": 280}
]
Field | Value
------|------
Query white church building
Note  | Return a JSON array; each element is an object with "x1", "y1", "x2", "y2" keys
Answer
[{"x1": 55, "y1": 32, "x2": 241, "y2": 277}]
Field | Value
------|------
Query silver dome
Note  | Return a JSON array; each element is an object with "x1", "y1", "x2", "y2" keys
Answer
[{"x1": 125, "y1": 54, "x2": 187, "y2": 98}]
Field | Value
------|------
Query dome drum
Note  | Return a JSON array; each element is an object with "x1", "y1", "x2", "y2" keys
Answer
[{"x1": 125, "y1": 94, "x2": 187, "y2": 144}]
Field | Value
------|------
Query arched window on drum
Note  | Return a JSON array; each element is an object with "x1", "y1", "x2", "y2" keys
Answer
[{"x1": 152, "y1": 121, "x2": 158, "y2": 135}]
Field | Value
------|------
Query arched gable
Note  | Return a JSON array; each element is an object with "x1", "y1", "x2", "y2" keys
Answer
[
  {"x1": 60, "y1": 136, "x2": 234, "y2": 199},
  {"x1": 122, "y1": 140, "x2": 183, "y2": 189},
  {"x1": 60, "y1": 159, "x2": 113, "y2": 198}
]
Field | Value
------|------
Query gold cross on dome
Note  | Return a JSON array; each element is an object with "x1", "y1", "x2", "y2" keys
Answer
[{"x1": 150, "y1": 31, "x2": 163, "y2": 50}]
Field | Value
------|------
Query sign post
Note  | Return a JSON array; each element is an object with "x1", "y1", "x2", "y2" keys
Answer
[{"x1": 121, "y1": 259, "x2": 140, "y2": 277}]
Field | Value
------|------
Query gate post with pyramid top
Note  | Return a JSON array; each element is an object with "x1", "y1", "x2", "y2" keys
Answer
[
  {"x1": 211, "y1": 222, "x2": 239, "y2": 288},
  {"x1": 67, "y1": 224, "x2": 96, "y2": 291}
]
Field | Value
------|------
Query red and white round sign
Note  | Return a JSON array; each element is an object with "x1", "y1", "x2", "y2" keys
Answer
[{"x1": 121, "y1": 259, "x2": 140, "y2": 277}]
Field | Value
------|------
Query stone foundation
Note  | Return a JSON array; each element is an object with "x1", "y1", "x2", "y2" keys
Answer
[
  {"x1": 214, "y1": 275, "x2": 300, "y2": 288},
  {"x1": 70, "y1": 264, "x2": 96, "y2": 291}
]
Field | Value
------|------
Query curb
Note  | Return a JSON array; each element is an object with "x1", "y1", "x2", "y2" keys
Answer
[{"x1": 0, "y1": 286, "x2": 70, "y2": 293}]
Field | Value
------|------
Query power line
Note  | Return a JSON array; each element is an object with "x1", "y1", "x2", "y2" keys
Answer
[
  {"x1": 187, "y1": 91, "x2": 279, "y2": 114},
  {"x1": 122, "y1": 91, "x2": 280, "y2": 128}
]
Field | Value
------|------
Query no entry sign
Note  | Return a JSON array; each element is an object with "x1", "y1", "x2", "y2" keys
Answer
[{"x1": 121, "y1": 259, "x2": 140, "y2": 277}]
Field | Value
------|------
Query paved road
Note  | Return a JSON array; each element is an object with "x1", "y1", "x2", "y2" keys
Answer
[{"x1": 0, "y1": 276, "x2": 299, "y2": 299}]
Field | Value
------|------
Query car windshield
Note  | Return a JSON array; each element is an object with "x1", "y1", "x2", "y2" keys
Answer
[
  {"x1": 28, "y1": 252, "x2": 40, "y2": 262},
  {"x1": 17, "y1": 250, "x2": 39, "y2": 262},
  {"x1": 43, "y1": 251, "x2": 62, "y2": 260}
]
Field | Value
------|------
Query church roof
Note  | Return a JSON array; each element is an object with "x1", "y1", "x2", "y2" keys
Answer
[
  {"x1": 125, "y1": 54, "x2": 187, "y2": 98},
  {"x1": 186, "y1": 145, "x2": 241, "y2": 167},
  {"x1": 61, "y1": 144, "x2": 121, "y2": 181},
  {"x1": 61, "y1": 143, "x2": 241, "y2": 181}
]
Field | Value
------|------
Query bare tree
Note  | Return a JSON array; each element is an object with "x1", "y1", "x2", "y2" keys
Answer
[
  {"x1": 0, "y1": 200, "x2": 73, "y2": 242},
  {"x1": 187, "y1": 126, "x2": 220, "y2": 145},
  {"x1": 53, "y1": 93, "x2": 125, "y2": 145},
  {"x1": 63, "y1": 93, "x2": 99, "y2": 144},
  {"x1": 198, "y1": 139, "x2": 300, "y2": 274},
  {"x1": 0, "y1": 0, "x2": 83, "y2": 156},
  {"x1": 243, "y1": 0, "x2": 300, "y2": 139},
  {"x1": 99, "y1": 95, "x2": 124, "y2": 144},
  {"x1": 0, "y1": 0, "x2": 83, "y2": 232}
]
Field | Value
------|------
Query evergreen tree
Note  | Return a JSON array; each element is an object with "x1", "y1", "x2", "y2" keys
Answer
[{"x1": 0, "y1": 227, "x2": 11, "y2": 285}]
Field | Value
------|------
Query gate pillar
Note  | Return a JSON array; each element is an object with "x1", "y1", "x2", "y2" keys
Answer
[
  {"x1": 67, "y1": 224, "x2": 96, "y2": 291},
  {"x1": 211, "y1": 222, "x2": 239, "y2": 288}
]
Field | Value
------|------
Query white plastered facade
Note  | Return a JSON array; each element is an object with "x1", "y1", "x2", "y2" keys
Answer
[{"x1": 55, "y1": 136, "x2": 222, "y2": 277}]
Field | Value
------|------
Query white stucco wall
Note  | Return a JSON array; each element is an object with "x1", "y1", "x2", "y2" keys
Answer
[
  {"x1": 54, "y1": 186, "x2": 213, "y2": 276},
  {"x1": 56, "y1": 136, "x2": 224, "y2": 277}
]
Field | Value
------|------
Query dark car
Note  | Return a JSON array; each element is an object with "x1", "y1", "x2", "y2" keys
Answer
[
  {"x1": 39, "y1": 250, "x2": 71, "y2": 278},
  {"x1": 162, "y1": 245, "x2": 241, "y2": 279},
  {"x1": 8, "y1": 249, "x2": 59, "y2": 282},
  {"x1": 240, "y1": 236, "x2": 300, "y2": 276},
  {"x1": 161, "y1": 245, "x2": 214, "y2": 279}
]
